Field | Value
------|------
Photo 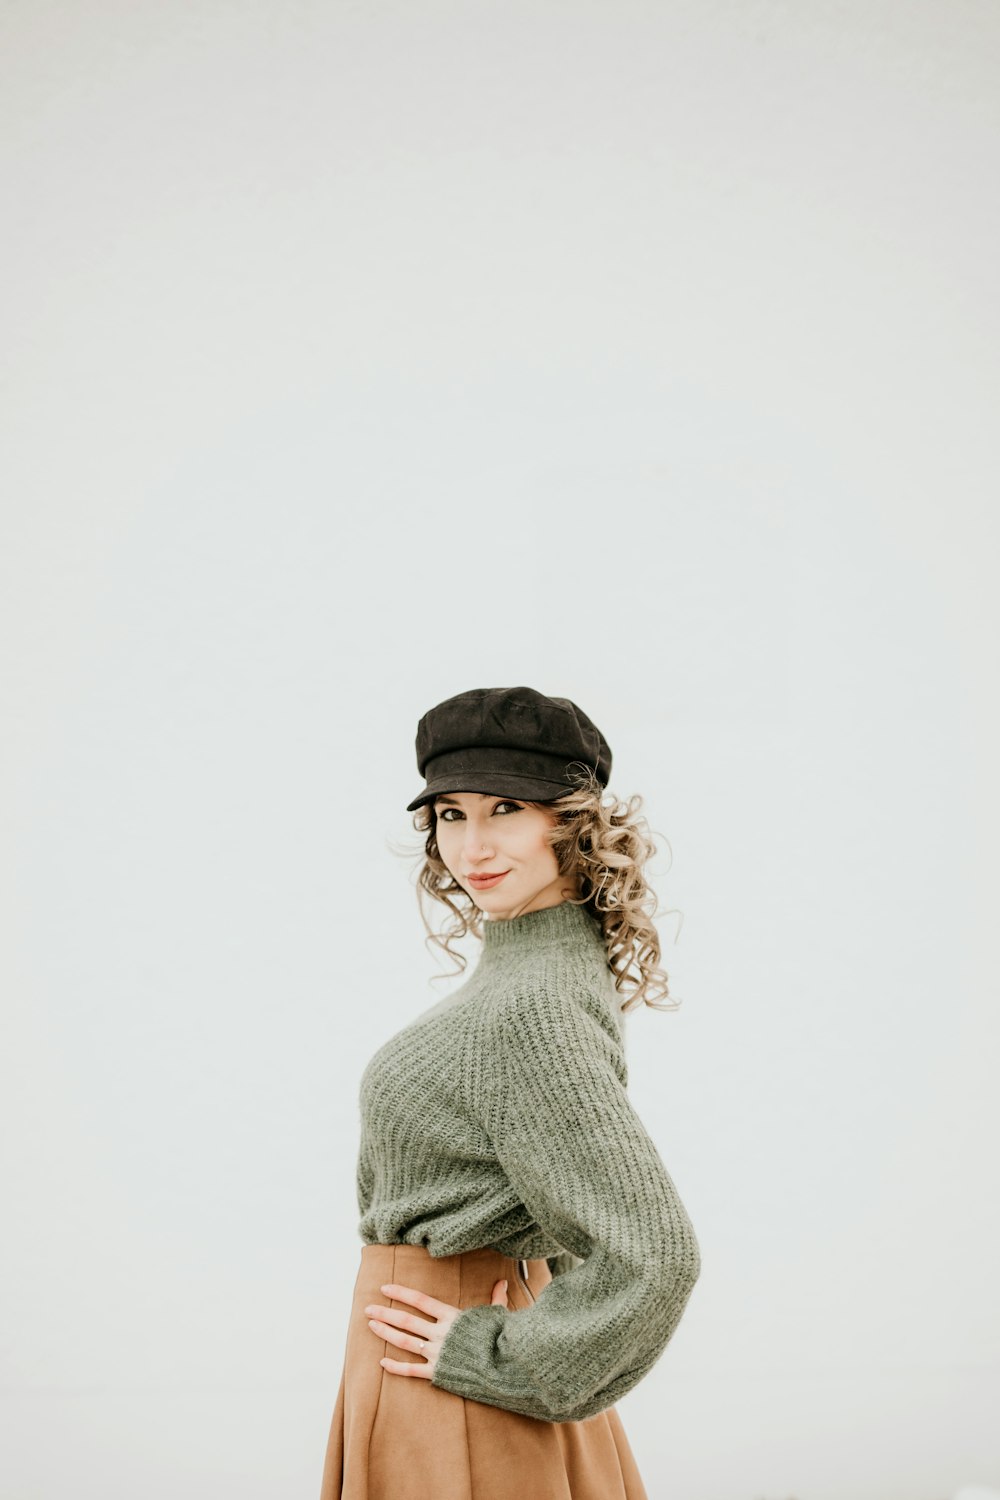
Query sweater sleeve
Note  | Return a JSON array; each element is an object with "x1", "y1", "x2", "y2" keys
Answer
[{"x1": 429, "y1": 983, "x2": 701, "y2": 1423}]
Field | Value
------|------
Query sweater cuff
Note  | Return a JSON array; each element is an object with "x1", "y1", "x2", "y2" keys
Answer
[{"x1": 430, "y1": 1302, "x2": 507, "y2": 1401}]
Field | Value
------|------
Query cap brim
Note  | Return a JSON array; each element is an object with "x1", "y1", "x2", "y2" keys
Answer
[{"x1": 406, "y1": 771, "x2": 576, "y2": 812}]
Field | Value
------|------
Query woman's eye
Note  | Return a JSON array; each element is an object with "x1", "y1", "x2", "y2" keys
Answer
[{"x1": 438, "y1": 801, "x2": 522, "y2": 821}]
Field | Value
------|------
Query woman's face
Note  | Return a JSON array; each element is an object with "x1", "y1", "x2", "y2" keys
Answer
[{"x1": 433, "y1": 791, "x2": 576, "y2": 920}]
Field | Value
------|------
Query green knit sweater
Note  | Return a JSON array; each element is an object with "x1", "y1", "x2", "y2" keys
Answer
[{"x1": 355, "y1": 898, "x2": 701, "y2": 1424}]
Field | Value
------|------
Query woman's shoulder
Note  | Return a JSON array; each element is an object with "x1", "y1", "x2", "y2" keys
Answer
[{"x1": 475, "y1": 946, "x2": 628, "y2": 1074}]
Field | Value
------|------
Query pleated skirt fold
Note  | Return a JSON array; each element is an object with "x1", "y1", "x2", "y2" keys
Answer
[{"x1": 319, "y1": 1242, "x2": 649, "y2": 1500}]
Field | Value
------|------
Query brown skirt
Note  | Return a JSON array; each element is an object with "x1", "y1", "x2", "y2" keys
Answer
[{"x1": 319, "y1": 1242, "x2": 649, "y2": 1500}]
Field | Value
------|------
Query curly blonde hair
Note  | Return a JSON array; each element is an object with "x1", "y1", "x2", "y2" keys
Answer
[{"x1": 401, "y1": 766, "x2": 682, "y2": 1014}]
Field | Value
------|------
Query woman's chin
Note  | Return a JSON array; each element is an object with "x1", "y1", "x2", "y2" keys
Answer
[
  {"x1": 471, "y1": 891, "x2": 515, "y2": 914},
  {"x1": 464, "y1": 881, "x2": 522, "y2": 917}
]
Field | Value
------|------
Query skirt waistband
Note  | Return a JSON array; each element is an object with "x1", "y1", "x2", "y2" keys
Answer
[{"x1": 357, "y1": 1241, "x2": 551, "y2": 1300}]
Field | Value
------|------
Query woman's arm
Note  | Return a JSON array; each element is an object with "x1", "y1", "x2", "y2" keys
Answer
[{"x1": 431, "y1": 983, "x2": 701, "y2": 1423}]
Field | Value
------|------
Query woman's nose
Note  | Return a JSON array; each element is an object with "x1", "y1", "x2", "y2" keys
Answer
[{"x1": 464, "y1": 829, "x2": 494, "y2": 858}]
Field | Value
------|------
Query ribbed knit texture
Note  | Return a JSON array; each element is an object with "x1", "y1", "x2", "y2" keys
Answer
[{"x1": 355, "y1": 898, "x2": 701, "y2": 1424}]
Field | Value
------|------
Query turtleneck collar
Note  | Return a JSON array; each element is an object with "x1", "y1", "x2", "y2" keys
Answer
[{"x1": 480, "y1": 898, "x2": 603, "y2": 954}]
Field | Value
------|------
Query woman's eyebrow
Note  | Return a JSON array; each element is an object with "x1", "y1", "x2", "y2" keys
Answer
[{"x1": 434, "y1": 794, "x2": 506, "y2": 806}]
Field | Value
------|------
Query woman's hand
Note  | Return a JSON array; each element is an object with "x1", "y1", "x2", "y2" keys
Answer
[{"x1": 364, "y1": 1276, "x2": 510, "y2": 1379}]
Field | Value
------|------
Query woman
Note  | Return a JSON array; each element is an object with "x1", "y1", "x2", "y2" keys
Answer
[{"x1": 319, "y1": 684, "x2": 701, "y2": 1500}]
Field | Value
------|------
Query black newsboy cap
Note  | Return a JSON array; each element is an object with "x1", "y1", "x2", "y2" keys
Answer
[{"x1": 405, "y1": 685, "x2": 612, "y2": 812}]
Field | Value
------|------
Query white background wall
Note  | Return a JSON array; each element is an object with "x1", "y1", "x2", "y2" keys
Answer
[{"x1": 2, "y1": 3, "x2": 997, "y2": 1497}]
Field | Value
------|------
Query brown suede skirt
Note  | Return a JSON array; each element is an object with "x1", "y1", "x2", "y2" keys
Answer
[{"x1": 319, "y1": 1242, "x2": 649, "y2": 1500}]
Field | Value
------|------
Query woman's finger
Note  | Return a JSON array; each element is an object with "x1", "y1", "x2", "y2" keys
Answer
[
  {"x1": 380, "y1": 1354, "x2": 433, "y2": 1378},
  {"x1": 378, "y1": 1281, "x2": 451, "y2": 1318},
  {"x1": 367, "y1": 1314, "x2": 435, "y2": 1347},
  {"x1": 365, "y1": 1304, "x2": 438, "y2": 1339}
]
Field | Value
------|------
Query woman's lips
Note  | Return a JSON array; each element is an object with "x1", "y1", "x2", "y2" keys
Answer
[{"x1": 467, "y1": 871, "x2": 510, "y2": 888}]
